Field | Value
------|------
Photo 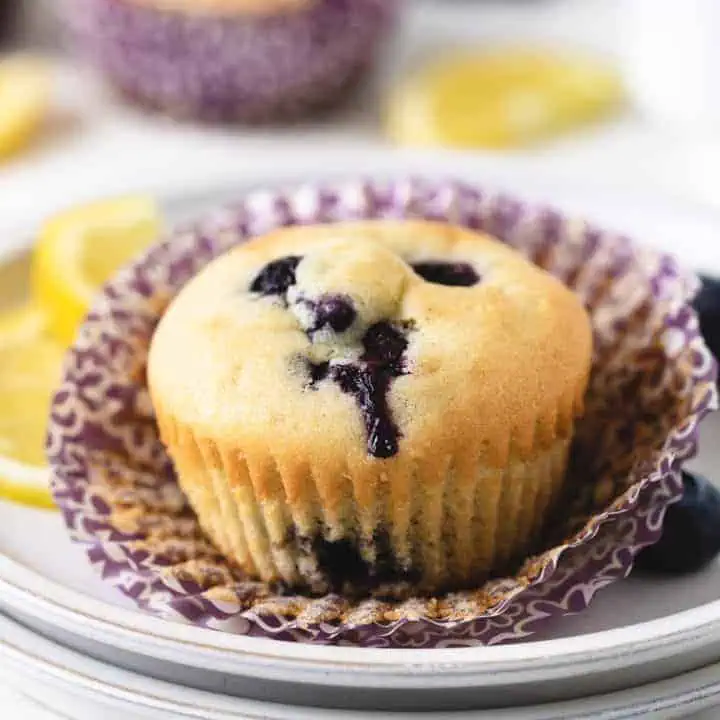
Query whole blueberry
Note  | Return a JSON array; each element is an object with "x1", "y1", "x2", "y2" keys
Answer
[
  {"x1": 634, "y1": 471, "x2": 720, "y2": 575},
  {"x1": 695, "y1": 275, "x2": 720, "y2": 373}
]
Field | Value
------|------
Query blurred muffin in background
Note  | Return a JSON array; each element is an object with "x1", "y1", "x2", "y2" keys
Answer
[
  {"x1": 0, "y1": 1, "x2": 21, "y2": 44},
  {"x1": 63, "y1": 0, "x2": 398, "y2": 122}
]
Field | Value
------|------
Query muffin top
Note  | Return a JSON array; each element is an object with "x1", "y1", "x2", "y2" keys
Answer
[{"x1": 148, "y1": 221, "x2": 592, "y2": 469}]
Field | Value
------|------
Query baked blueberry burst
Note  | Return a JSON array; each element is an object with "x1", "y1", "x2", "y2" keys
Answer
[
  {"x1": 411, "y1": 261, "x2": 479, "y2": 287},
  {"x1": 249, "y1": 256, "x2": 302, "y2": 297},
  {"x1": 249, "y1": 255, "x2": 481, "y2": 459},
  {"x1": 309, "y1": 320, "x2": 409, "y2": 459}
]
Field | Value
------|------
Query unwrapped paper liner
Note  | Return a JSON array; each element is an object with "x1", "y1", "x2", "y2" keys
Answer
[{"x1": 49, "y1": 179, "x2": 718, "y2": 648}]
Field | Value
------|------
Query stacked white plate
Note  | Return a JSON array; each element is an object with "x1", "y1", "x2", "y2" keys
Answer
[{"x1": 1, "y1": 158, "x2": 719, "y2": 718}]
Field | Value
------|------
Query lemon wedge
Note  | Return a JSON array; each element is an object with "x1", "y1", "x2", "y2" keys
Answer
[
  {"x1": 32, "y1": 196, "x2": 162, "y2": 344},
  {"x1": 0, "y1": 55, "x2": 51, "y2": 160},
  {"x1": 387, "y1": 49, "x2": 624, "y2": 149},
  {"x1": 0, "y1": 304, "x2": 64, "y2": 510}
]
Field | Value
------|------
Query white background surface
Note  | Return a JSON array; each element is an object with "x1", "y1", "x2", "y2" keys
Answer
[
  {"x1": 2, "y1": 0, "x2": 720, "y2": 717},
  {"x1": 4, "y1": 0, "x2": 720, "y2": 233}
]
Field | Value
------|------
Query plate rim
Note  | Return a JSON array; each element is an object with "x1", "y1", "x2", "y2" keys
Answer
[
  {"x1": 3, "y1": 552, "x2": 720, "y2": 684},
  {"x1": 1, "y1": 160, "x2": 719, "y2": 685},
  {"x1": 2, "y1": 609, "x2": 720, "y2": 719}
]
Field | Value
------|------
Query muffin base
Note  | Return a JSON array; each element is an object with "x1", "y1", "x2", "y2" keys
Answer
[{"x1": 158, "y1": 406, "x2": 573, "y2": 597}]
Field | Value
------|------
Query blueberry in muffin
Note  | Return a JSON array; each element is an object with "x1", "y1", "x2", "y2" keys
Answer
[{"x1": 148, "y1": 221, "x2": 592, "y2": 597}]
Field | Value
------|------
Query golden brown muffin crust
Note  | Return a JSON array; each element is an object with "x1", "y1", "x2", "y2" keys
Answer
[{"x1": 149, "y1": 220, "x2": 591, "y2": 471}]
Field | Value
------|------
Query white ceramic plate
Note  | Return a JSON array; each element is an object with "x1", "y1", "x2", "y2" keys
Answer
[
  {"x1": 2, "y1": 611, "x2": 720, "y2": 720},
  {"x1": 0, "y1": 163, "x2": 719, "y2": 713}
]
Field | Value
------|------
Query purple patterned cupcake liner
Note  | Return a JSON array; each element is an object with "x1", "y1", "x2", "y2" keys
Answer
[
  {"x1": 61, "y1": 0, "x2": 398, "y2": 122},
  {"x1": 49, "y1": 178, "x2": 718, "y2": 648}
]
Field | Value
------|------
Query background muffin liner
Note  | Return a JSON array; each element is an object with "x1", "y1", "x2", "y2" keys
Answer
[
  {"x1": 62, "y1": 0, "x2": 397, "y2": 122},
  {"x1": 49, "y1": 178, "x2": 718, "y2": 648}
]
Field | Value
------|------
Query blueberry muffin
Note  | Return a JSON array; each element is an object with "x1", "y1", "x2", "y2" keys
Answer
[
  {"x1": 66, "y1": 0, "x2": 396, "y2": 122},
  {"x1": 148, "y1": 221, "x2": 592, "y2": 596}
]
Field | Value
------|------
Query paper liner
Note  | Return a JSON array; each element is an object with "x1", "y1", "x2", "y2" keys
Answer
[
  {"x1": 62, "y1": 0, "x2": 397, "y2": 122},
  {"x1": 49, "y1": 178, "x2": 718, "y2": 647}
]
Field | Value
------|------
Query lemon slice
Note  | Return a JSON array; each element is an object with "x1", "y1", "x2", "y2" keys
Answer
[
  {"x1": 32, "y1": 196, "x2": 162, "y2": 344},
  {"x1": 0, "y1": 55, "x2": 51, "y2": 160},
  {"x1": 387, "y1": 49, "x2": 624, "y2": 149},
  {"x1": 0, "y1": 304, "x2": 64, "y2": 510}
]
